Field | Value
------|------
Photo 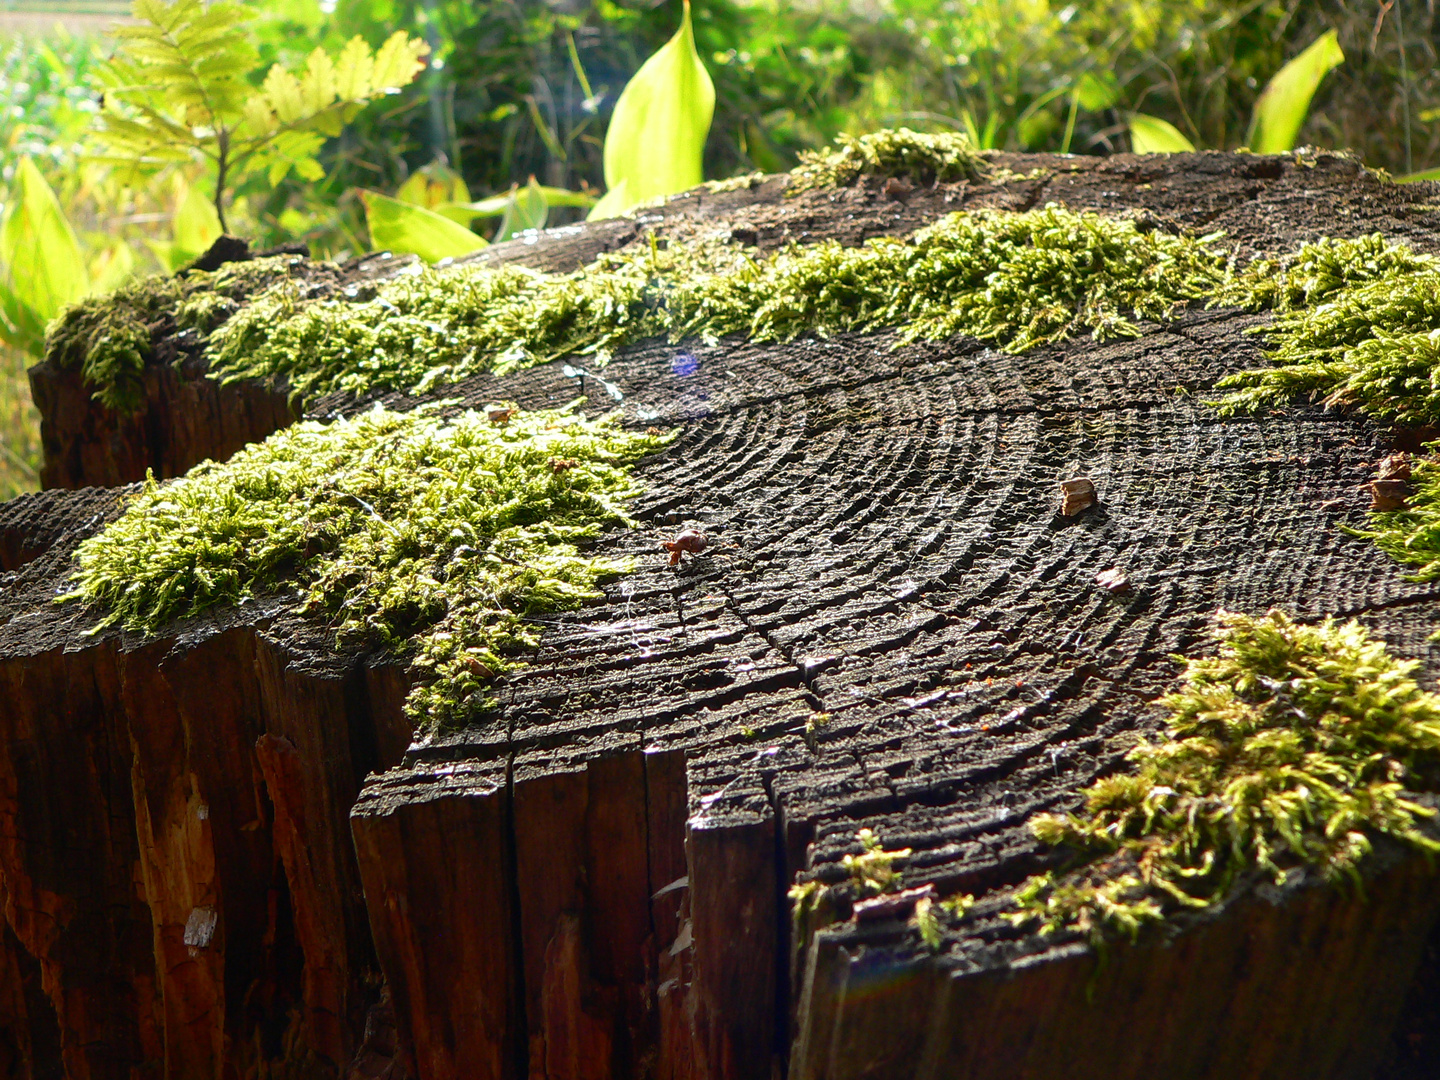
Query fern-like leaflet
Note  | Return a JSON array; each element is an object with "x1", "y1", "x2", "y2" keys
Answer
[{"x1": 94, "y1": 0, "x2": 427, "y2": 232}]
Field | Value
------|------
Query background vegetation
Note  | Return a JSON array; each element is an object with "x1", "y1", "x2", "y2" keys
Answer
[{"x1": 0, "y1": 0, "x2": 1437, "y2": 497}]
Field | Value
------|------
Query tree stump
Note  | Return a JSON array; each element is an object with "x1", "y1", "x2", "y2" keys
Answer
[{"x1": 5, "y1": 150, "x2": 1440, "y2": 1079}]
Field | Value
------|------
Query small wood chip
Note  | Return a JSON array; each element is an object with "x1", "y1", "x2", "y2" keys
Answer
[
  {"x1": 1377, "y1": 451, "x2": 1412, "y2": 483},
  {"x1": 487, "y1": 407, "x2": 516, "y2": 426},
  {"x1": 1095, "y1": 568, "x2": 1130, "y2": 594},
  {"x1": 461, "y1": 657, "x2": 494, "y2": 679},
  {"x1": 1059, "y1": 477, "x2": 1097, "y2": 517},
  {"x1": 881, "y1": 176, "x2": 913, "y2": 201},
  {"x1": 1370, "y1": 479, "x2": 1410, "y2": 511},
  {"x1": 853, "y1": 883, "x2": 937, "y2": 922}
]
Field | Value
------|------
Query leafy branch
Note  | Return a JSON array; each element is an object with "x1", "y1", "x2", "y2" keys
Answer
[{"x1": 93, "y1": 0, "x2": 428, "y2": 232}]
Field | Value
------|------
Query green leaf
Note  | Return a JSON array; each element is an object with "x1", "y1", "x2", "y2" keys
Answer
[
  {"x1": 1398, "y1": 168, "x2": 1440, "y2": 184},
  {"x1": 262, "y1": 63, "x2": 306, "y2": 124},
  {"x1": 294, "y1": 157, "x2": 324, "y2": 182},
  {"x1": 334, "y1": 36, "x2": 375, "y2": 101},
  {"x1": 144, "y1": 237, "x2": 179, "y2": 274},
  {"x1": 0, "y1": 276, "x2": 47, "y2": 355},
  {"x1": 91, "y1": 241, "x2": 137, "y2": 295},
  {"x1": 361, "y1": 190, "x2": 488, "y2": 263},
  {"x1": 1246, "y1": 30, "x2": 1344, "y2": 154},
  {"x1": 531, "y1": 187, "x2": 596, "y2": 209},
  {"x1": 0, "y1": 158, "x2": 89, "y2": 330},
  {"x1": 587, "y1": 178, "x2": 630, "y2": 221},
  {"x1": 174, "y1": 179, "x2": 222, "y2": 261},
  {"x1": 94, "y1": 2, "x2": 426, "y2": 230},
  {"x1": 1075, "y1": 71, "x2": 1119, "y2": 112},
  {"x1": 1130, "y1": 113, "x2": 1197, "y2": 153},
  {"x1": 300, "y1": 46, "x2": 337, "y2": 113},
  {"x1": 371, "y1": 30, "x2": 428, "y2": 93},
  {"x1": 398, "y1": 161, "x2": 471, "y2": 210},
  {"x1": 494, "y1": 177, "x2": 549, "y2": 243},
  {"x1": 435, "y1": 185, "x2": 594, "y2": 224},
  {"x1": 589, "y1": 0, "x2": 713, "y2": 220}
]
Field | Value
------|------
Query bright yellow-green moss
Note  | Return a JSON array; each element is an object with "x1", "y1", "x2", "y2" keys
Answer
[
  {"x1": 202, "y1": 205, "x2": 1230, "y2": 405},
  {"x1": 786, "y1": 128, "x2": 986, "y2": 193},
  {"x1": 62, "y1": 404, "x2": 674, "y2": 729},
  {"x1": 44, "y1": 256, "x2": 301, "y2": 412},
  {"x1": 202, "y1": 243, "x2": 723, "y2": 404},
  {"x1": 1012, "y1": 610, "x2": 1440, "y2": 944},
  {"x1": 1354, "y1": 451, "x2": 1440, "y2": 583},
  {"x1": 1213, "y1": 235, "x2": 1440, "y2": 422},
  {"x1": 842, "y1": 828, "x2": 911, "y2": 895}
]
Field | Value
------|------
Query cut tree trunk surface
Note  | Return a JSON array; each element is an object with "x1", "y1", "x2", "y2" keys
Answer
[{"x1": 4, "y1": 151, "x2": 1440, "y2": 1079}]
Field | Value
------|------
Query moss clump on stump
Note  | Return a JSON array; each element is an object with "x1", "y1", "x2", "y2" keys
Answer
[
  {"x1": 1213, "y1": 234, "x2": 1440, "y2": 423},
  {"x1": 201, "y1": 204, "x2": 1230, "y2": 405},
  {"x1": 43, "y1": 255, "x2": 303, "y2": 412},
  {"x1": 1354, "y1": 451, "x2": 1440, "y2": 584},
  {"x1": 786, "y1": 128, "x2": 987, "y2": 193},
  {"x1": 62, "y1": 404, "x2": 674, "y2": 729},
  {"x1": 1011, "y1": 610, "x2": 1440, "y2": 943}
]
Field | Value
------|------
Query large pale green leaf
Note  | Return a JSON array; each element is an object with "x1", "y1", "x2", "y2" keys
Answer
[
  {"x1": 1075, "y1": 71, "x2": 1119, "y2": 112},
  {"x1": 0, "y1": 277, "x2": 46, "y2": 356},
  {"x1": 1246, "y1": 30, "x2": 1344, "y2": 154},
  {"x1": 173, "y1": 179, "x2": 222, "y2": 263},
  {"x1": 91, "y1": 240, "x2": 136, "y2": 295},
  {"x1": 0, "y1": 158, "x2": 88, "y2": 334},
  {"x1": 589, "y1": 0, "x2": 713, "y2": 220},
  {"x1": 397, "y1": 161, "x2": 471, "y2": 210},
  {"x1": 144, "y1": 238, "x2": 179, "y2": 273},
  {"x1": 1399, "y1": 168, "x2": 1440, "y2": 184},
  {"x1": 361, "y1": 189, "x2": 488, "y2": 263},
  {"x1": 1130, "y1": 113, "x2": 1197, "y2": 153},
  {"x1": 587, "y1": 180, "x2": 630, "y2": 222}
]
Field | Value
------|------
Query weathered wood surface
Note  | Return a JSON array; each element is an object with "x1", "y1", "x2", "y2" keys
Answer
[{"x1": 3, "y1": 152, "x2": 1440, "y2": 1078}]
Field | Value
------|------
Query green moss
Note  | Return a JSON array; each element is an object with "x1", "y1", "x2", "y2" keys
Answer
[
  {"x1": 1011, "y1": 610, "x2": 1440, "y2": 944},
  {"x1": 206, "y1": 205, "x2": 1228, "y2": 406},
  {"x1": 62, "y1": 403, "x2": 674, "y2": 729},
  {"x1": 44, "y1": 256, "x2": 302, "y2": 413},
  {"x1": 786, "y1": 128, "x2": 986, "y2": 194},
  {"x1": 843, "y1": 827, "x2": 911, "y2": 895},
  {"x1": 1353, "y1": 451, "x2": 1440, "y2": 581},
  {"x1": 665, "y1": 206, "x2": 1227, "y2": 352},
  {"x1": 202, "y1": 241, "x2": 730, "y2": 403},
  {"x1": 1212, "y1": 235, "x2": 1440, "y2": 422},
  {"x1": 702, "y1": 171, "x2": 767, "y2": 193},
  {"x1": 912, "y1": 895, "x2": 943, "y2": 950}
]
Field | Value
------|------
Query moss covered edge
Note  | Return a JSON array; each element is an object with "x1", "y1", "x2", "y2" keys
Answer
[
  {"x1": 63, "y1": 403, "x2": 675, "y2": 730},
  {"x1": 59, "y1": 202, "x2": 1233, "y2": 411},
  {"x1": 47, "y1": 129, "x2": 1440, "y2": 432},
  {"x1": 786, "y1": 611, "x2": 1440, "y2": 956},
  {"x1": 44, "y1": 254, "x2": 305, "y2": 413}
]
